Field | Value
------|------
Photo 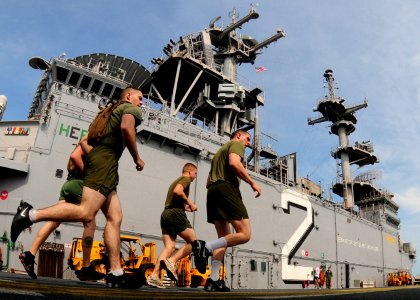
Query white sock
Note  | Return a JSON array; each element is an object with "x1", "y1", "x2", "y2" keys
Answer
[
  {"x1": 28, "y1": 209, "x2": 37, "y2": 222},
  {"x1": 109, "y1": 268, "x2": 124, "y2": 276},
  {"x1": 205, "y1": 237, "x2": 227, "y2": 252},
  {"x1": 210, "y1": 260, "x2": 222, "y2": 281}
]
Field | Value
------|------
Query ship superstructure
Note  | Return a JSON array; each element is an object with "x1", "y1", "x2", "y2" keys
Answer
[
  {"x1": 143, "y1": 7, "x2": 285, "y2": 171},
  {"x1": 0, "y1": 7, "x2": 415, "y2": 289},
  {"x1": 308, "y1": 69, "x2": 412, "y2": 245}
]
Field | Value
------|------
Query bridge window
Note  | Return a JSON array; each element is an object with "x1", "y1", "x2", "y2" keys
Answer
[
  {"x1": 112, "y1": 87, "x2": 123, "y2": 100},
  {"x1": 91, "y1": 79, "x2": 103, "y2": 94},
  {"x1": 68, "y1": 72, "x2": 81, "y2": 86},
  {"x1": 101, "y1": 83, "x2": 113, "y2": 98},
  {"x1": 56, "y1": 66, "x2": 69, "y2": 82},
  {"x1": 80, "y1": 76, "x2": 92, "y2": 90}
]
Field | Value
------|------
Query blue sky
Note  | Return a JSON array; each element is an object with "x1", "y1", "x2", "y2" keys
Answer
[{"x1": 1, "y1": 0, "x2": 419, "y2": 274}]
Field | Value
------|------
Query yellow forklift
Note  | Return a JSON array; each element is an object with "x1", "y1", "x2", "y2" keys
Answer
[
  {"x1": 177, "y1": 254, "x2": 226, "y2": 288},
  {"x1": 68, "y1": 236, "x2": 225, "y2": 289},
  {"x1": 68, "y1": 235, "x2": 156, "y2": 288}
]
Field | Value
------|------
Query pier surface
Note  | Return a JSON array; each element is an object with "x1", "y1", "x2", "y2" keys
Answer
[{"x1": 1, "y1": 272, "x2": 420, "y2": 300}]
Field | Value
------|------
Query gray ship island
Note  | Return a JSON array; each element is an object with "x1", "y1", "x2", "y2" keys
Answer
[{"x1": 0, "y1": 7, "x2": 416, "y2": 290}]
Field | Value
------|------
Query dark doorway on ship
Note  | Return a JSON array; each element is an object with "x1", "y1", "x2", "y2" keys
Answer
[{"x1": 345, "y1": 263, "x2": 350, "y2": 288}]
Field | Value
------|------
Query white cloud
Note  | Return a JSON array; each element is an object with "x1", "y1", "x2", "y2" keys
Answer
[{"x1": 396, "y1": 187, "x2": 420, "y2": 214}]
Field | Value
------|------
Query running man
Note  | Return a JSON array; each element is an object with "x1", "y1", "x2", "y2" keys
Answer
[
  {"x1": 19, "y1": 136, "x2": 93, "y2": 279},
  {"x1": 147, "y1": 163, "x2": 199, "y2": 288},
  {"x1": 11, "y1": 87, "x2": 145, "y2": 287},
  {"x1": 193, "y1": 129, "x2": 262, "y2": 292}
]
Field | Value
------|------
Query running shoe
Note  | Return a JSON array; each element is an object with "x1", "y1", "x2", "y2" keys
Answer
[
  {"x1": 75, "y1": 265, "x2": 105, "y2": 281},
  {"x1": 105, "y1": 272, "x2": 125, "y2": 288},
  {"x1": 19, "y1": 251, "x2": 37, "y2": 279},
  {"x1": 160, "y1": 259, "x2": 178, "y2": 281},
  {"x1": 204, "y1": 278, "x2": 230, "y2": 292},
  {"x1": 147, "y1": 275, "x2": 165, "y2": 288},
  {"x1": 192, "y1": 240, "x2": 211, "y2": 274},
  {"x1": 11, "y1": 201, "x2": 33, "y2": 242}
]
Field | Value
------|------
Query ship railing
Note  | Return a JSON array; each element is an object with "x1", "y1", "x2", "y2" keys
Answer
[
  {"x1": 256, "y1": 158, "x2": 288, "y2": 184},
  {"x1": 56, "y1": 56, "x2": 128, "y2": 86},
  {"x1": 237, "y1": 73, "x2": 264, "y2": 92},
  {"x1": 335, "y1": 176, "x2": 373, "y2": 186},
  {"x1": 140, "y1": 106, "x2": 228, "y2": 148},
  {"x1": 354, "y1": 141, "x2": 374, "y2": 153},
  {"x1": 359, "y1": 190, "x2": 396, "y2": 204},
  {"x1": 183, "y1": 48, "x2": 225, "y2": 81},
  {"x1": 384, "y1": 203, "x2": 399, "y2": 215},
  {"x1": 54, "y1": 100, "x2": 98, "y2": 122},
  {"x1": 178, "y1": 31, "x2": 261, "y2": 91}
]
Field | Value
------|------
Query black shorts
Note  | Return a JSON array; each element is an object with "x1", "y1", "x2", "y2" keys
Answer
[
  {"x1": 160, "y1": 208, "x2": 192, "y2": 238},
  {"x1": 206, "y1": 181, "x2": 249, "y2": 224}
]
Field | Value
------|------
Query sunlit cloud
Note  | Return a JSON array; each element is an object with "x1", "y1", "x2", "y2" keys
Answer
[{"x1": 396, "y1": 187, "x2": 420, "y2": 214}]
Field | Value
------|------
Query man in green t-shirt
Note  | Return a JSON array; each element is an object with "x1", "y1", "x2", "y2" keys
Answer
[
  {"x1": 147, "y1": 163, "x2": 199, "y2": 288},
  {"x1": 193, "y1": 130, "x2": 262, "y2": 292},
  {"x1": 11, "y1": 87, "x2": 145, "y2": 287},
  {"x1": 19, "y1": 136, "x2": 93, "y2": 280}
]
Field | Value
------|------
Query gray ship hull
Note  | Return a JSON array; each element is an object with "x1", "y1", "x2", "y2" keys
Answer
[
  {"x1": 0, "y1": 7, "x2": 415, "y2": 289},
  {"x1": 0, "y1": 93, "x2": 413, "y2": 289}
]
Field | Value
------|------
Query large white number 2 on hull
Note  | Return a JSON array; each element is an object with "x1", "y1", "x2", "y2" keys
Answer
[{"x1": 280, "y1": 188, "x2": 314, "y2": 281}]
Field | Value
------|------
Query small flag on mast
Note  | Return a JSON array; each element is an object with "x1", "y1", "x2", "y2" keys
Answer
[{"x1": 255, "y1": 66, "x2": 268, "y2": 73}]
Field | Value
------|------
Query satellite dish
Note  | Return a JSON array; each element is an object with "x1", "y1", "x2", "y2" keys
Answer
[
  {"x1": 28, "y1": 57, "x2": 51, "y2": 70},
  {"x1": 0, "y1": 95, "x2": 7, "y2": 106},
  {"x1": 0, "y1": 95, "x2": 7, "y2": 121},
  {"x1": 209, "y1": 16, "x2": 221, "y2": 28}
]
